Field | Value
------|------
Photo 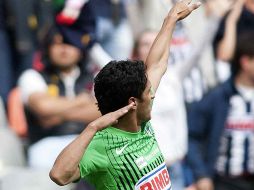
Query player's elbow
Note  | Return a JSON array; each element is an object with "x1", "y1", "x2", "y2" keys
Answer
[{"x1": 49, "y1": 169, "x2": 69, "y2": 186}]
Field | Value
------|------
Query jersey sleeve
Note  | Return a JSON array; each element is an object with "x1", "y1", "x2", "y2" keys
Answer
[{"x1": 79, "y1": 134, "x2": 108, "y2": 178}]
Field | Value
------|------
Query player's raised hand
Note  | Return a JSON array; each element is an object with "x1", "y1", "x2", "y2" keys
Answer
[
  {"x1": 168, "y1": 0, "x2": 201, "y2": 21},
  {"x1": 88, "y1": 102, "x2": 135, "y2": 131}
]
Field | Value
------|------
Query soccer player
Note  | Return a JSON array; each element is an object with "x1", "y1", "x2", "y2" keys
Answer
[{"x1": 49, "y1": 0, "x2": 201, "y2": 189}]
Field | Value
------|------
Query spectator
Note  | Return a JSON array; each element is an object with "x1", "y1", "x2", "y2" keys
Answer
[
  {"x1": 18, "y1": 26, "x2": 101, "y2": 168},
  {"x1": 56, "y1": 0, "x2": 134, "y2": 60},
  {"x1": 0, "y1": 0, "x2": 55, "y2": 105},
  {"x1": 5, "y1": 0, "x2": 54, "y2": 78},
  {"x1": 187, "y1": 32, "x2": 254, "y2": 190},
  {"x1": 54, "y1": 0, "x2": 115, "y2": 70},
  {"x1": 89, "y1": 0, "x2": 134, "y2": 60},
  {"x1": 214, "y1": 0, "x2": 254, "y2": 82}
]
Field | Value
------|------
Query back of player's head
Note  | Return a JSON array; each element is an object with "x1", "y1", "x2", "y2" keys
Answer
[
  {"x1": 231, "y1": 31, "x2": 254, "y2": 77},
  {"x1": 94, "y1": 60, "x2": 147, "y2": 115}
]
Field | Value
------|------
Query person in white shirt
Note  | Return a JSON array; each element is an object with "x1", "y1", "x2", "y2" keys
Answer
[{"x1": 18, "y1": 27, "x2": 101, "y2": 169}]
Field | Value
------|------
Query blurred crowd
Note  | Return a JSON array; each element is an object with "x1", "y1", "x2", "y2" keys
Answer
[{"x1": 1, "y1": 0, "x2": 254, "y2": 190}]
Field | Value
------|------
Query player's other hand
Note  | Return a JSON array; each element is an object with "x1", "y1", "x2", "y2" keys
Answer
[
  {"x1": 227, "y1": 0, "x2": 245, "y2": 23},
  {"x1": 168, "y1": 0, "x2": 201, "y2": 21},
  {"x1": 206, "y1": 0, "x2": 235, "y2": 18},
  {"x1": 88, "y1": 102, "x2": 135, "y2": 132}
]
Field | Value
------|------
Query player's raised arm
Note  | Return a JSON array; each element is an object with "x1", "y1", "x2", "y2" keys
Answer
[
  {"x1": 145, "y1": 0, "x2": 201, "y2": 92},
  {"x1": 49, "y1": 102, "x2": 134, "y2": 186}
]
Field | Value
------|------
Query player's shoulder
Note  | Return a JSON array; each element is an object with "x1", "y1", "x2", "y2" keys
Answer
[
  {"x1": 142, "y1": 120, "x2": 153, "y2": 130},
  {"x1": 88, "y1": 129, "x2": 112, "y2": 146},
  {"x1": 142, "y1": 121, "x2": 155, "y2": 136}
]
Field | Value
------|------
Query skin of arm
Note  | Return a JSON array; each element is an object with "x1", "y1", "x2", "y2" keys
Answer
[
  {"x1": 28, "y1": 92, "x2": 101, "y2": 128},
  {"x1": 145, "y1": 0, "x2": 201, "y2": 93},
  {"x1": 216, "y1": 0, "x2": 244, "y2": 61},
  {"x1": 49, "y1": 103, "x2": 135, "y2": 185}
]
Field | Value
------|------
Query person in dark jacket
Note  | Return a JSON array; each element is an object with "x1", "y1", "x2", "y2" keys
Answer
[{"x1": 187, "y1": 31, "x2": 254, "y2": 190}]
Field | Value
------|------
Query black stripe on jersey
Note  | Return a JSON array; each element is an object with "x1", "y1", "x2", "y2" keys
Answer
[
  {"x1": 117, "y1": 136, "x2": 135, "y2": 189},
  {"x1": 147, "y1": 162, "x2": 154, "y2": 172},
  {"x1": 123, "y1": 139, "x2": 143, "y2": 182},
  {"x1": 159, "y1": 155, "x2": 164, "y2": 164},
  {"x1": 129, "y1": 154, "x2": 145, "y2": 177},
  {"x1": 155, "y1": 157, "x2": 160, "y2": 167},
  {"x1": 104, "y1": 135, "x2": 123, "y2": 190},
  {"x1": 143, "y1": 167, "x2": 149, "y2": 174},
  {"x1": 119, "y1": 168, "x2": 132, "y2": 190},
  {"x1": 99, "y1": 133, "x2": 120, "y2": 189},
  {"x1": 225, "y1": 136, "x2": 232, "y2": 175},
  {"x1": 124, "y1": 154, "x2": 140, "y2": 182},
  {"x1": 118, "y1": 137, "x2": 137, "y2": 186},
  {"x1": 119, "y1": 175, "x2": 128, "y2": 190},
  {"x1": 122, "y1": 161, "x2": 136, "y2": 185},
  {"x1": 110, "y1": 134, "x2": 132, "y2": 190},
  {"x1": 151, "y1": 161, "x2": 156, "y2": 170},
  {"x1": 106, "y1": 134, "x2": 127, "y2": 189},
  {"x1": 243, "y1": 137, "x2": 249, "y2": 172}
]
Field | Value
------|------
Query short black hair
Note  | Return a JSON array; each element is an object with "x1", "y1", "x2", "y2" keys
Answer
[
  {"x1": 231, "y1": 31, "x2": 254, "y2": 77},
  {"x1": 94, "y1": 60, "x2": 148, "y2": 115}
]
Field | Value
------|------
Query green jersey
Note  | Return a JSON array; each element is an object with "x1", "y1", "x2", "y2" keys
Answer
[{"x1": 79, "y1": 121, "x2": 172, "y2": 190}]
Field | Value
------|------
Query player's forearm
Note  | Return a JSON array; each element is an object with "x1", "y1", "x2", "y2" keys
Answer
[
  {"x1": 145, "y1": 1, "x2": 200, "y2": 91},
  {"x1": 145, "y1": 16, "x2": 176, "y2": 72},
  {"x1": 145, "y1": 16, "x2": 177, "y2": 91},
  {"x1": 50, "y1": 125, "x2": 97, "y2": 185}
]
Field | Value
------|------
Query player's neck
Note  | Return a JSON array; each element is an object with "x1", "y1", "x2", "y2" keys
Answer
[{"x1": 114, "y1": 111, "x2": 141, "y2": 133}]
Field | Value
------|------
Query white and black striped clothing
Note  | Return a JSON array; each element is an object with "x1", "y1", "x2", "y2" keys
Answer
[
  {"x1": 216, "y1": 86, "x2": 254, "y2": 177},
  {"x1": 169, "y1": 22, "x2": 207, "y2": 103}
]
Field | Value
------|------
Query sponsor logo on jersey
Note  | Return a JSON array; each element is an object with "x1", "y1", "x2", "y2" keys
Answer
[
  {"x1": 135, "y1": 163, "x2": 171, "y2": 190},
  {"x1": 135, "y1": 148, "x2": 160, "y2": 170},
  {"x1": 135, "y1": 156, "x2": 148, "y2": 170}
]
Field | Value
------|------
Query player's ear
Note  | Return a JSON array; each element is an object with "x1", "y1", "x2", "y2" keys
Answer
[{"x1": 128, "y1": 97, "x2": 137, "y2": 110}]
